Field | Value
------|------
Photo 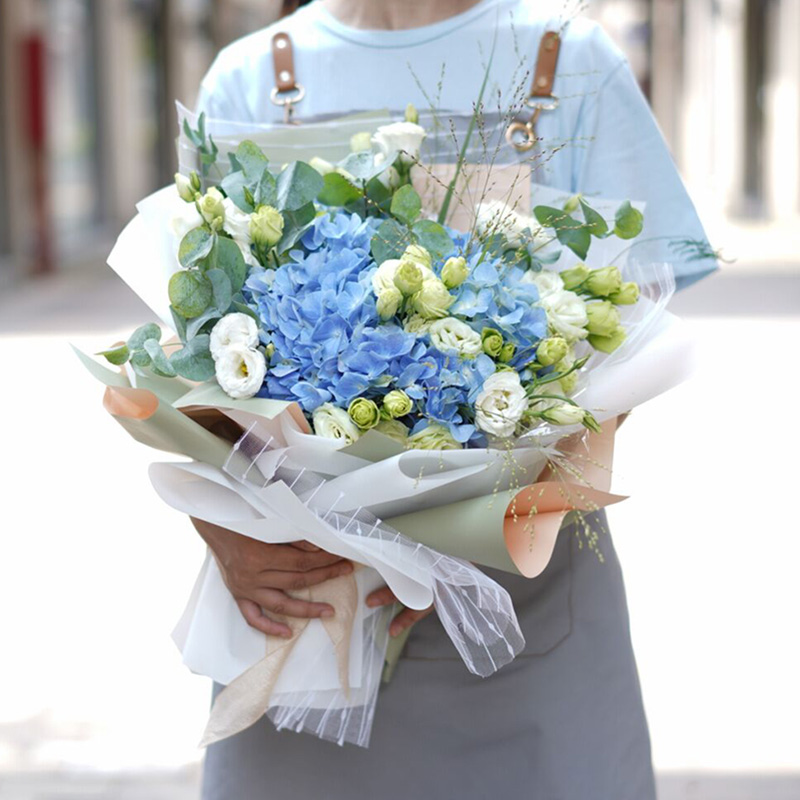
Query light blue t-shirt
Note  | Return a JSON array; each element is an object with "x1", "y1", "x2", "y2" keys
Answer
[{"x1": 197, "y1": 0, "x2": 717, "y2": 288}]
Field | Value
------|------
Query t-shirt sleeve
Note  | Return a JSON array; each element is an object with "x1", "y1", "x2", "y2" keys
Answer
[
  {"x1": 572, "y1": 25, "x2": 718, "y2": 290},
  {"x1": 195, "y1": 49, "x2": 256, "y2": 122}
]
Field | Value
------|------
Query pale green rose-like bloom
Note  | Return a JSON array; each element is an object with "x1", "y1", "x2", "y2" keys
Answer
[
  {"x1": 250, "y1": 205, "x2": 284, "y2": 248},
  {"x1": 376, "y1": 287, "x2": 402, "y2": 320},
  {"x1": 382, "y1": 389, "x2": 413, "y2": 419},
  {"x1": 309, "y1": 156, "x2": 335, "y2": 175},
  {"x1": 313, "y1": 403, "x2": 361, "y2": 446},
  {"x1": 556, "y1": 348, "x2": 579, "y2": 393},
  {"x1": 498, "y1": 342, "x2": 516, "y2": 364},
  {"x1": 350, "y1": 131, "x2": 373, "y2": 153},
  {"x1": 429, "y1": 318, "x2": 483, "y2": 358},
  {"x1": 584, "y1": 266, "x2": 623, "y2": 298},
  {"x1": 536, "y1": 336, "x2": 569, "y2": 367},
  {"x1": 198, "y1": 187, "x2": 226, "y2": 229},
  {"x1": 407, "y1": 424, "x2": 463, "y2": 451},
  {"x1": 405, "y1": 103, "x2": 419, "y2": 124},
  {"x1": 175, "y1": 172, "x2": 195, "y2": 202},
  {"x1": 403, "y1": 314, "x2": 434, "y2": 336},
  {"x1": 214, "y1": 344, "x2": 266, "y2": 400},
  {"x1": 475, "y1": 370, "x2": 528, "y2": 438},
  {"x1": 588, "y1": 326, "x2": 627, "y2": 354},
  {"x1": 412, "y1": 279, "x2": 454, "y2": 320},
  {"x1": 540, "y1": 403, "x2": 586, "y2": 426},
  {"x1": 586, "y1": 301, "x2": 621, "y2": 337},
  {"x1": 402, "y1": 244, "x2": 433, "y2": 270},
  {"x1": 375, "y1": 418, "x2": 410, "y2": 444},
  {"x1": 441, "y1": 256, "x2": 469, "y2": 289},
  {"x1": 559, "y1": 263, "x2": 590, "y2": 291},
  {"x1": 481, "y1": 328, "x2": 504, "y2": 358},
  {"x1": 609, "y1": 281, "x2": 640, "y2": 306},
  {"x1": 393, "y1": 260, "x2": 424, "y2": 296},
  {"x1": 348, "y1": 398, "x2": 381, "y2": 430}
]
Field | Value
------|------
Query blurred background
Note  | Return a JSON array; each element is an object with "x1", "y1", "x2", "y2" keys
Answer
[{"x1": 0, "y1": 1, "x2": 798, "y2": 798}]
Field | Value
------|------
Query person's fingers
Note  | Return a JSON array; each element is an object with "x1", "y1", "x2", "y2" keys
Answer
[
  {"x1": 389, "y1": 605, "x2": 434, "y2": 637},
  {"x1": 366, "y1": 586, "x2": 397, "y2": 608},
  {"x1": 290, "y1": 540, "x2": 321, "y2": 552},
  {"x1": 237, "y1": 598, "x2": 292, "y2": 638},
  {"x1": 254, "y1": 588, "x2": 337, "y2": 620},
  {"x1": 265, "y1": 545, "x2": 346, "y2": 573},
  {"x1": 264, "y1": 560, "x2": 354, "y2": 591}
]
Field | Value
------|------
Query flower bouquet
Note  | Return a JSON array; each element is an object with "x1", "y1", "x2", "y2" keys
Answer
[{"x1": 77, "y1": 105, "x2": 693, "y2": 747}]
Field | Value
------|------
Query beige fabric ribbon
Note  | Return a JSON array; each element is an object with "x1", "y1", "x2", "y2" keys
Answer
[{"x1": 200, "y1": 568, "x2": 360, "y2": 747}]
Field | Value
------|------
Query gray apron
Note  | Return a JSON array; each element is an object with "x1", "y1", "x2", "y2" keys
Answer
[{"x1": 202, "y1": 511, "x2": 656, "y2": 800}]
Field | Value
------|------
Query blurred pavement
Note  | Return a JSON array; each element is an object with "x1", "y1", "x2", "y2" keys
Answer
[{"x1": 0, "y1": 260, "x2": 799, "y2": 799}]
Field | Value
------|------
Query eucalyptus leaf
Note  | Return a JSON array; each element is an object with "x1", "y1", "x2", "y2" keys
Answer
[
  {"x1": 276, "y1": 162, "x2": 325, "y2": 211},
  {"x1": 232, "y1": 301, "x2": 259, "y2": 322},
  {"x1": 143, "y1": 339, "x2": 178, "y2": 378},
  {"x1": 412, "y1": 219, "x2": 453, "y2": 260},
  {"x1": 207, "y1": 268, "x2": 233, "y2": 312},
  {"x1": 170, "y1": 307, "x2": 188, "y2": 343},
  {"x1": 580, "y1": 200, "x2": 610, "y2": 238},
  {"x1": 215, "y1": 237, "x2": 247, "y2": 294},
  {"x1": 391, "y1": 184, "x2": 422, "y2": 225},
  {"x1": 186, "y1": 307, "x2": 222, "y2": 340},
  {"x1": 364, "y1": 176, "x2": 392, "y2": 213},
  {"x1": 556, "y1": 225, "x2": 591, "y2": 260},
  {"x1": 178, "y1": 227, "x2": 214, "y2": 268},
  {"x1": 235, "y1": 140, "x2": 270, "y2": 180},
  {"x1": 614, "y1": 201, "x2": 644, "y2": 240},
  {"x1": 220, "y1": 170, "x2": 253, "y2": 213},
  {"x1": 170, "y1": 334, "x2": 216, "y2": 381},
  {"x1": 128, "y1": 323, "x2": 162, "y2": 351},
  {"x1": 337, "y1": 150, "x2": 395, "y2": 182},
  {"x1": 318, "y1": 172, "x2": 363, "y2": 207},
  {"x1": 371, "y1": 219, "x2": 413, "y2": 265},
  {"x1": 130, "y1": 349, "x2": 152, "y2": 369},
  {"x1": 168, "y1": 270, "x2": 214, "y2": 319},
  {"x1": 275, "y1": 202, "x2": 316, "y2": 253},
  {"x1": 255, "y1": 169, "x2": 278, "y2": 207},
  {"x1": 534, "y1": 205, "x2": 572, "y2": 230},
  {"x1": 97, "y1": 343, "x2": 130, "y2": 366}
]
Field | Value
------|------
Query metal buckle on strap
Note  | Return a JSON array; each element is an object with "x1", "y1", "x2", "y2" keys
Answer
[
  {"x1": 506, "y1": 95, "x2": 560, "y2": 152},
  {"x1": 270, "y1": 84, "x2": 306, "y2": 124}
]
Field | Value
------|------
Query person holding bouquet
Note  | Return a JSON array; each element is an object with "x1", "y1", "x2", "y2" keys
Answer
[{"x1": 188, "y1": 1, "x2": 716, "y2": 798}]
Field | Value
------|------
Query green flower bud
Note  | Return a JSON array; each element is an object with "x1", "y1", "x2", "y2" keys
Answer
[
  {"x1": 383, "y1": 389, "x2": 413, "y2": 419},
  {"x1": 350, "y1": 131, "x2": 373, "y2": 153},
  {"x1": 402, "y1": 244, "x2": 432, "y2": 270},
  {"x1": 264, "y1": 342, "x2": 275, "y2": 360},
  {"x1": 376, "y1": 287, "x2": 403, "y2": 320},
  {"x1": 558, "y1": 367, "x2": 579, "y2": 394},
  {"x1": 405, "y1": 103, "x2": 420, "y2": 124},
  {"x1": 536, "y1": 337, "x2": 569, "y2": 367},
  {"x1": 309, "y1": 156, "x2": 335, "y2": 176},
  {"x1": 375, "y1": 418, "x2": 410, "y2": 444},
  {"x1": 348, "y1": 397, "x2": 381, "y2": 430},
  {"x1": 197, "y1": 187, "x2": 226, "y2": 229},
  {"x1": 481, "y1": 328, "x2": 504, "y2": 358},
  {"x1": 441, "y1": 256, "x2": 469, "y2": 289},
  {"x1": 250, "y1": 205, "x2": 284, "y2": 248},
  {"x1": 407, "y1": 423, "x2": 462, "y2": 451},
  {"x1": 175, "y1": 173, "x2": 196, "y2": 202},
  {"x1": 189, "y1": 171, "x2": 202, "y2": 192},
  {"x1": 560, "y1": 263, "x2": 590, "y2": 291},
  {"x1": 609, "y1": 281, "x2": 640, "y2": 306},
  {"x1": 412, "y1": 279, "x2": 454, "y2": 320},
  {"x1": 584, "y1": 266, "x2": 623, "y2": 298},
  {"x1": 563, "y1": 194, "x2": 582, "y2": 214},
  {"x1": 588, "y1": 326, "x2": 627, "y2": 354},
  {"x1": 393, "y1": 260, "x2": 424, "y2": 296},
  {"x1": 498, "y1": 342, "x2": 516, "y2": 363},
  {"x1": 540, "y1": 403, "x2": 586, "y2": 426},
  {"x1": 583, "y1": 412, "x2": 603, "y2": 434},
  {"x1": 586, "y1": 301, "x2": 621, "y2": 338}
]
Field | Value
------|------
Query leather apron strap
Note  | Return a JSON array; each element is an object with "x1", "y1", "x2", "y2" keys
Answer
[{"x1": 271, "y1": 32, "x2": 305, "y2": 123}]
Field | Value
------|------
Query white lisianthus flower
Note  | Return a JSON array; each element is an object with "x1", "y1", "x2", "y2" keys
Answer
[
  {"x1": 403, "y1": 314, "x2": 434, "y2": 336},
  {"x1": 220, "y1": 198, "x2": 259, "y2": 267},
  {"x1": 214, "y1": 344, "x2": 266, "y2": 400},
  {"x1": 528, "y1": 379, "x2": 564, "y2": 414},
  {"x1": 372, "y1": 121, "x2": 427, "y2": 165},
  {"x1": 539, "y1": 289, "x2": 590, "y2": 342},
  {"x1": 522, "y1": 269, "x2": 563, "y2": 300},
  {"x1": 374, "y1": 418, "x2": 410, "y2": 444},
  {"x1": 312, "y1": 403, "x2": 361, "y2": 446},
  {"x1": 170, "y1": 201, "x2": 204, "y2": 245},
  {"x1": 476, "y1": 200, "x2": 538, "y2": 248},
  {"x1": 475, "y1": 370, "x2": 528, "y2": 439},
  {"x1": 209, "y1": 313, "x2": 259, "y2": 360},
  {"x1": 174, "y1": 173, "x2": 195, "y2": 202},
  {"x1": 428, "y1": 318, "x2": 483, "y2": 358}
]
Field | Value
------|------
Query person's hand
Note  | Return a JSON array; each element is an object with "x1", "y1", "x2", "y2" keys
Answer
[
  {"x1": 366, "y1": 586, "x2": 434, "y2": 637},
  {"x1": 191, "y1": 518, "x2": 353, "y2": 638}
]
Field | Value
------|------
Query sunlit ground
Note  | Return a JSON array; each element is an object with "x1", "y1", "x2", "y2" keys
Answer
[{"x1": 0, "y1": 263, "x2": 798, "y2": 798}]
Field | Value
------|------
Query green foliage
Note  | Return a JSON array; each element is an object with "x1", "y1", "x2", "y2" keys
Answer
[
  {"x1": 338, "y1": 151, "x2": 393, "y2": 183},
  {"x1": 178, "y1": 228, "x2": 214, "y2": 268},
  {"x1": 275, "y1": 202, "x2": 316, "y2": 253},
  {"x1": 183, "y1": 113, "x2": 218, "y2": 179},
  {"x1": 234, "y1": 140, "x2": 269, "y2": 179},
  {"x1": 143, "y1": 339, "x2": 177, "y2": 378},
  {"x1": 364, "y1": 176, "x2": 393, "y2": 214},
  {"x1": 371, "y1": 219, "x2": 412, "y2": 264},
  {"x1": 169, "y1": 334, "x2": 215, "y2": 381},
  {"x1": 534, "y1": 205, "x2": 591, "y2": 260},
  {"x1": 213, "y1": 237, "x2": 247, "y2": 294},
  {"x1": 614, "y1": 201, "x2": 644, "y2": 240},
  {"x1": 97, "y1": 343, "x2": 130, "y2": 366},
  {"x1": 128, "y1": 323, "x2": 162, "y2": 351},
  {"x1": 318, "y1": 172, "x2": 364, "y2": 207},
  {"x1": 390, "y1": 185, "x2": 422, "y2": 225},
  {"x1": 276, "y1": 162, "x2": 325, "y2": 211},
  {"x1": 169, "y1": 270, "x2": 213, "y2": 319},
  {"x1": 206, "y1": 268, "x2": 233, "y2": 312},
  {"x1": 580, "y1": 199, "x2": 609, "y2": 238},
  {"x1": 412, "y1": 219, "x2": 452, "y2": 260}
]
